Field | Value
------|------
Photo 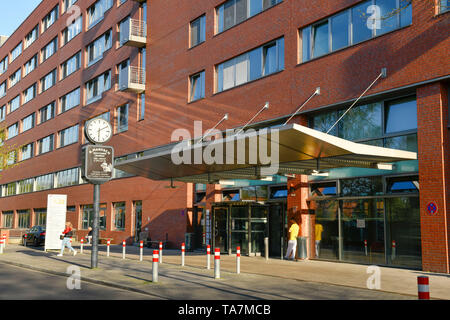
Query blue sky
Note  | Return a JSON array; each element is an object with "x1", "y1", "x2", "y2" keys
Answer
[{"x1": 0, "y1": 1, "x2": 42, "y2": 36}]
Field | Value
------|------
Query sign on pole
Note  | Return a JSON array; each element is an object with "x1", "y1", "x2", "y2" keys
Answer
[
  {"x1": 44, "y1": 194, "x2": 67, "y2": 251},
  {"x1": 81, "y1": 145, "x2": 114, "y2": 185}
]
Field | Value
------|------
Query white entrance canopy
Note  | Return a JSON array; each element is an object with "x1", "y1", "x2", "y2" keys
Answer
[{"x1": 115, "y1": 124, "x2": 417, "y2": 184}]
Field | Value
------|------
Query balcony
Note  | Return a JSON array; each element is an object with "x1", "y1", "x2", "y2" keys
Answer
[
  {"x1": 120, "y1": 19, "x2": 147, "y2": 48},
  {"x1": 119, "y1": 66, "x2": 145, "y2": 93}
]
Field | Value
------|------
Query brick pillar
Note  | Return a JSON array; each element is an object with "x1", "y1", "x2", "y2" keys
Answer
[{"x1": 417, "y1": 82, "x2": 450, "y2": 273}]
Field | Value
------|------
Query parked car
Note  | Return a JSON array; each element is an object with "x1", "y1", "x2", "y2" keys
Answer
[{"x1": 22, "y1": 226, "x2": 46, "y2": 247}]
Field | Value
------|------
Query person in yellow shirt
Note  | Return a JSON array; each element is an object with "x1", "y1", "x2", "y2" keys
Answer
[
  {"x1": 285, "y1": 218, "x2": 300, "y2": 260},
  {"x1": 315, "y1": 223, "x2": 323, "y2": 258}
]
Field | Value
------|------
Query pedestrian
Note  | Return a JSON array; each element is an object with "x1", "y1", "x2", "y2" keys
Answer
[
  {"x1": 86, "y1": 226, "x2": 93, "y2": 244},
  {"x1": 285, "y1": 217, "x2": 300, "y2": 260},
  {"x1": 57, "y1": 222, "x2": 77, "y2": 257}
]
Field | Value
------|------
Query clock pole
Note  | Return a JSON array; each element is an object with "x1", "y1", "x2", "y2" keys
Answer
[{"x1": 91, "y1": 183, "x2": 100, "y2": 269}]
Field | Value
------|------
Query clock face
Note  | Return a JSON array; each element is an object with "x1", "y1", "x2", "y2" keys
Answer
[{"x1": 85, "y1": 118, "x2": 112, "y2": 144}]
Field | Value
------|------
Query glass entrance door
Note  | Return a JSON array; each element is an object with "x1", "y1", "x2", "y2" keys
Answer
[
  {"x1": 213, "y1": 207, "x2": 229, "y2": 253},
  {"x1": 250, "y1": 206, "x2": 268, "y2": 255},
  {"x1": 268, "y1": 203, "x2": 286, "y2": 258}
]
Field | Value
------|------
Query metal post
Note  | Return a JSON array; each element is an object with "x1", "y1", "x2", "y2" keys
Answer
[
  {"x1": 281, "y1": 236, "x2": 284, "y2": 260},
  {"x1": 181, "y1": 242, "x2": 185, "y2": 266},
  {"x1": 159, "y1": 242, "x2": 163, "y2": 263},
  {"x1": 206, "y1": 245, "x2": 211, "y2": 270},
  {"x1": 91, "y1": 184, "x2": 100, "y2": 269},
  {"x1": 80, "y1": 238, "x2": 84, "y2": 254},
  {"x1": 214, "y1": 248, "x2": 220, "y2": 279},
  {"x1": 364, "y1": 240, "x2": 368, "y2": 256},
  {"x1": 140, "y1": 240, "x2": 144, "y2": 262},
  {"x1": 264, "y1": 237, "x2": 269, "y2": 261},
  {"x1": 122, "y1": 240, "x2": 126, "y2": 259},
  {"x1": 391, "y1": 240, "x2": 396, "y2": 261},
  {"x1": 107, "y1": 239, "x2": 110, "y2": 257},
  {"x1": 152, "y1": 250, "x2": 159, "y2": 283},
  {"x1": 236, "y1": 246, "x2": 240, "y2": 274}
]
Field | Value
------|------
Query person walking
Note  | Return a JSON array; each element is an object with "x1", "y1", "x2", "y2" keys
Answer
[
  {"x1": 285, "y1": 218, "x2": 300, "y2": 260},
  {"x1": 86, "y1": 226, "x2": 93, "y2": 244},
  {"x1": 57, "y1": 222, "x2": 77, "y2": 257}
]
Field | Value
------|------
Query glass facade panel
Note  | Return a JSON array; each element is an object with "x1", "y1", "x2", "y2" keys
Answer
[
  {"x1": 385, "y1": 97, "x2": 417, "y2": 133},
  {"x1": 18, "y1": 210, "x2": 31, "y2": 229},
  {"x1": 34, "y1": 208, "x2": 47, "y2": 226},
  {"x1": 376, "y1": 0, "x2": 399, "y2": 35},
  {"x1": 312, "y1": 21, "x2": 329, "y2": 58},
  {"x1": 2, "y1": 211, "x2": 13, "y2": 228},
  {"x1": 341, "y1": 176, "x2": 383, "y2": 197},
  {"x1": 114, "y1": 202, "x2": 126, "y2": 230},
  {"x1": 338, "y1": 103, "x2": 382, "y2": 141},
  {"x1": 331, "y1": 10, "x2": 349, "y2": 51},
  {"x1": 313, "y1": 200, "x2": 339, "y2": 260},
  {"x1": 385, "y1": 134, "x2": 418, "y2": 152},
  {"x1": 352, "y1": 1, "x2": 373, "y2": 44}
]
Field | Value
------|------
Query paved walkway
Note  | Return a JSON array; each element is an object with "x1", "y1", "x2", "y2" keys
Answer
[{"x1": 0, "y1": 243, "x2": 448, "y2": 299}]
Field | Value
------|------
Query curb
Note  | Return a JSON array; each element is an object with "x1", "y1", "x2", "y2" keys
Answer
[{"x1": 0, "y1": 260, "x2": 162, "y2": 299}]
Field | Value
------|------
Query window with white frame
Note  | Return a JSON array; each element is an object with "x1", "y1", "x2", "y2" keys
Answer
[
  {"x1": 9, "y1": 69, "x2": 21, "y2": 88},
  {"x1": 21, "y1": 113, "x2": 35, "y2": 132},
  {"x1": 0, "y1": 56, "x2": 7, "y2": 74},
  {"x1": 10, "y1": 42, "x2": 22, "y2": 62},
  {"x1": 39, "y1": 102, "x2": 55, "y2": 124},
  {"x1": 8, "y1": 96, "x2": 20, "y2": 114},
  {"x1": 0, "y1": 105, "x2": 5, "y2": 122},
  {"x1": 37, "y1": 134, "x2": 54, "y2": 155},
  {"x1": 5, "y1": 183, "x2": 17, "y2": 196},
  {"x1": 63, "y1": 0, "x2": 78, "y2": 13},
  {"x1": 216, "y1": 37, "x2": 284, "y2": 92},
  {"x1": 23, "y1": 83, "x2": 37, "y2": 104},
  {"x1": 24, "y1": 55, "x2": 38, "y2": 77},
  {"x1": 25, "y1": 25, "x2": 39, "y2": 49},
  {"x1": 21, "y1": 143, "x2": 34, "y2": 161},
  {"x1": 42, "y1": 5, "x2": 59, "y2": 33},
  {"x1": 17, "y1": 210, "x2": 30, "y2": 228},
  {"x1": 62, "y1": 15, "x2": 82, "y2": 46},
  {"x1": 59, "y1": 124, "x2": 79, "y2": 147},
  {"x1": 118, "y1": 16, "x2": 130, "y2": 46},
  {"x1": 85, "y1": 70, "x2": 111, "y2": 104},
  {"x1": 61, "y1": 51, "x2": 81, "y2": 79},
  {"x1": 6, "y1": 151, "x2": 17, "y2": 166},
  {"x1": 60, "y1": 87, "x2": 80, "y2": 113},
  {"x1": 2, "y1": 211, "x2": 13, "y2": 228},
  {"x1": 41, "y1": 37, "x2": 58, "y2": 62},
  {"x1": 18, "y1": 178, "x2": 34, "y2": 194},
  {"x1": 87, "y1": 29, "x2": 112, "y2": 66},
  {"x1": 40, "y1": 69, "x2": 57, "y2": 92},
  {"x1": 0, "y1": 81, "x2": 6, "y2": 98}
]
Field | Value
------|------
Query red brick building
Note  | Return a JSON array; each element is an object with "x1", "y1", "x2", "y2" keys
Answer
[{"x1": 0, "y1": 0, "x2": 449, "y2": 273}]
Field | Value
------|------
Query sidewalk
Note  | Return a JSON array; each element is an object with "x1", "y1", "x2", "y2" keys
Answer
[{"x1": 0, "y1": 243, "x2": 448, "y2": 299}]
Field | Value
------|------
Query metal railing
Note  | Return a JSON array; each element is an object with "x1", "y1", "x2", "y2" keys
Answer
[{"x1": 130, "y1": 19, "x2": 147, "y2": 38}]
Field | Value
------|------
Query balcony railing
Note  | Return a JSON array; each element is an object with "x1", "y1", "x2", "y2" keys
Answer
[
  {"x1": 119, "y1": 66, "x2": 145, "y2": 93},
  {"x1": 120, "y1": 19, "x2": 147, "y2": 48}
]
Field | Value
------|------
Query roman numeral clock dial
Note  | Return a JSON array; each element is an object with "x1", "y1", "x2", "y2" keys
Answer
[{"x1": 85, "y1": 118, "x2": 112, "y2": 144}]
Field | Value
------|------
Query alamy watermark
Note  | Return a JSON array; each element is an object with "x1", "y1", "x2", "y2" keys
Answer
[
  {"x1": 66, "y1": 265, "x2": 81, "y2": 290},
  {"x1": 170, "y1": 121, "x2": 279, "y2": 176},
  {"x1": 366, "y1": 265, "x2": 381, "y2": 290}
]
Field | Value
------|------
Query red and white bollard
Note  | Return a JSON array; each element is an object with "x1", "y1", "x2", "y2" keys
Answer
[
  {"x1": 364, "y1": 240, "x2": 368, "y2": 256},
  {"x1": 206, "y1": 245, "x2": 211, "y2": 270},
  {"x1": 391, "y1": 240, "x2": 396, "y2": 261},
  {"x1": 80, "y1": 238, "x2": 84, "y2": 254},
  {"x1": 122, "y1": 240, "x2": 126, "y2": 259},
  {"x1": 24, "y1": 234, "x2": 27, "y2": 246},
  {"x1": 236, "y1": 246, "x2": 241, "y2": 274},
  {"x1": 159, "y1": 242, "x2": 163, "y2": 264},
  {"x1": 140, "y1": 240, "x2": 144, "y2": 262},
  {"x1": 107, "y1": 239, "x2": 111, "y2": 257},
  {"x1": 152, "y1": 250, "x2": 159, "y2": 283},
  {"x1": 2, "y1": 234, "x2": 6, "y2": 248},
  {"x1": 181, "y1": 242, "x2": 185, "y2": 266},
  {"x1": 417, "y1": 276, "x2": 430, "y2": 300},
  {"x1": 214, "y1": 248, "x2": 220, "y2": 279},
  {"x1": 0, "y1": 237, "x2": 4, "y2": 254}
]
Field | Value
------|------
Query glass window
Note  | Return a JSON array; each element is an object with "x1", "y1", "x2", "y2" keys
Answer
[
  {"x1": 21, "y1": 143, "x2": 34, "y2": 161},
  {"x1": 312, "y1": 110, "x2": 338, "y2": 136},
  {"x1": 25, "y1": 25, "x2": 39, "y2": 48},
  {"x1": 22, "y1": 113, "x2": 35, "y2": 132},
  {"x1": 0, "y1": 56, "x2": 8, "y2": 74},
  {"x1": 59, "y1": 125, "x2": 79, "y2": 147},
  {"x1": 139, "y1": 93, "x2": 145, "y2": 120},
  {"x1": 386, "y1": 176, "x2": 419, "y2": 194},
  {"x1": 376, "y1": 0, "x2": 399, "y2": 35},
  {"x1": 86, "y1": 70, "x2": 111, "y2": 103},
  {"x1": 311, "y1": 182, "x2": 337, "y2": 197},
  {"x1": 190, "y1": 71, "x2": 205, "y2": 102},
  {"x1": 385, "y1": 133, "x2": 418, "y2": 152},
  {"x1": 57, "y1": 168, "x2": 79, "y2": 187},
  {"x1": 18, "y1": 210, "x2": 30, "y2": 228},
  {"x1": 61, "y1": 51, "x2": 81, "y2": 79},
  {"x1": 338, "y1": 103, "x2": 382, "y2": 141},
  {"x1": 118, "y1": 16, "x2": 130, "y2": 46},
  {"x1": 222, "y1": 190, "x2": 240, "y2": 201},
  {"x1": 39, "y1": 102, "x2": 55, "y2": 123},
  {"x1": 10, "y1": 42, "x2": 22, "y2": 62},
  {"x1": 352, "y1": 0, "x2": 373, "y2": 44},
  {"x1": 34, "y1": 208, "x2": 47, "y2": 226},
  {"x1": 9, "y1": 69, "x2": 21, "y2": 88},
  {"x1": 19, "y1": 178, "x2": 34, "y2": 194},
  {"x1": 8, "y1": 96, "x2": 20, "y2": 113},
  {"x1": 269, "y1": 186, "x2": 288, "y2": 199},
  {"x1": 0, "y1": 105, "x2": 5, "y2": 122},
  {"x1": 88, "y1": 0, "x2": 113, "y2": 28},
  {"x1": 331, "y1": 10, "x2": 349, "y2": 51},
  {"x1": 301, "y1": 27, "x2": 311, "y2": 63},
  {"x1": 0, "y1": 81, "x2": 6, "y2": 98},
  {"x1": 38, "y1": 135, "x2": 54, "y2": 155},
  {"x1": 2, "y1": 211, "x2": 13, "y2": 228},
  {"x1": 40, "y1": 69, "x2": 57, "y2": 92},
  {"x1": 114, "y1": 202, "x2": 126, "y2": 230},
  {"x1": 340, "y1": 176, "x2": 383, "y2": 197},
  {"x1": 35, "y1": 173, "x2": 54, "y2": 191},
  {"x1": 41, "y1": 37, "x2": 58, "y2": 62},
  {"x1": 87, "y1": 29, "x2": 112, "y2": 65},
  {"x1": 42, "y1": 5, "x2": 59, "y2": 33},
  {"x1": 62, "y1": 15, "x2": 82, "y2": 45},
  {"x1": 60, "y1": 88, "x2": 80, "y2": 113},
  {"x1": 312, "y1": 21, "x2": 329, "y2": 58},
  {"x1": 7, "y1": 123, "x2": 18, "y2": 139},
  {"x1": 312, "y1": 200, "x2": 339, "y2": 260},
  {"x1": 190, "y1": 15, "x2": 205, "y2": 47},
  {"x1": 117, "y1": 104, "x2": 128, "y2": 132},
  {"x1": 5, "y1": 182, "x2": 17, "y2": 196},
  {"x1": 23, "y1": 84, "x2": 37, "y2": 104},
  {"x1": 385, "y1": 97, "x2": 417, "y2": 133},
  {"x1": 241, "y1": 186, "x2": 268, "y2": 201},
  {"x1": 82, "y1": 204, "x2": 106, "y2": 230},
  {"x1": 64, "y1": 0, "x2": 78, "y2": 13},
  {"x1": 24, "y1": 55, "x2": 38, "y2": 76},
  {"x1": 440, "y1": 0, "x2": 450, "y2": 13}
]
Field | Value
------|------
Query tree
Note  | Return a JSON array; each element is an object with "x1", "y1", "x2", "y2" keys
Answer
[{"x1": 0, "y1": 126, "x2": 22, "y2": 176}]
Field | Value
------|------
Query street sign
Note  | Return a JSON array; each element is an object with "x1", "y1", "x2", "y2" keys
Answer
[
  {"x1": 81, "y1": 145, "x2": 114, "y2": 184},
  {"x1": 426, "y1": 202, "x2": 438, "y2": 215}
]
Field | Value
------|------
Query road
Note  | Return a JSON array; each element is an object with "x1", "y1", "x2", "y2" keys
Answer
[{"x1": 0, "y1": 263, "x2": 149, "y2": 300}]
